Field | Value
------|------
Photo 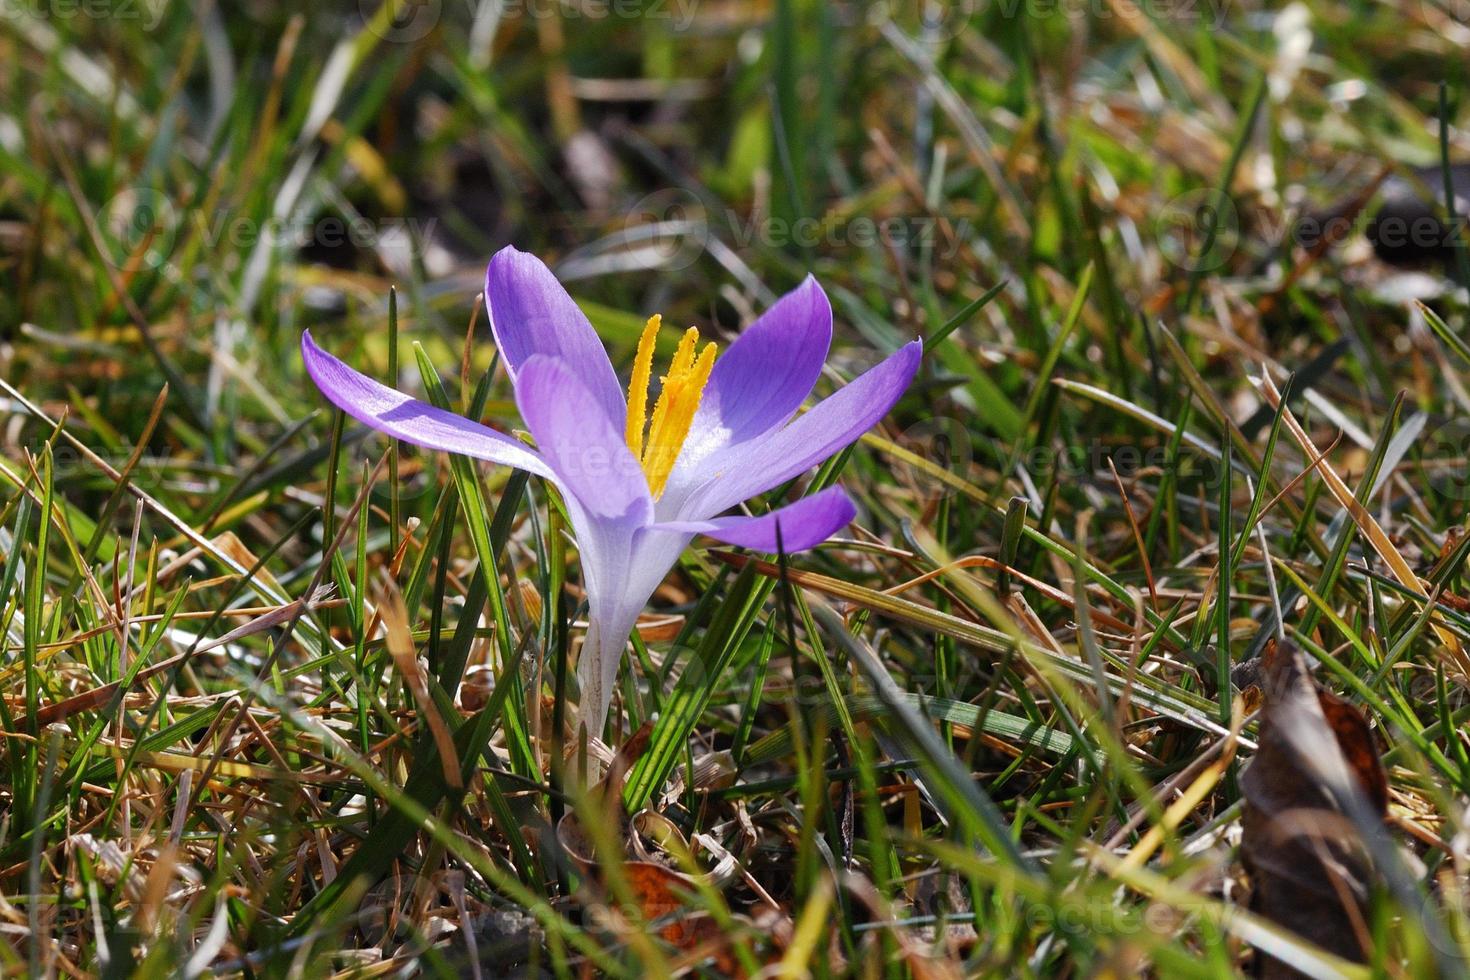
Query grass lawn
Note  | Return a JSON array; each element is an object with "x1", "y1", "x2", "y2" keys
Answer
[{"x1": 4, "y1": 0, "x2": 1470, "y2": 975}]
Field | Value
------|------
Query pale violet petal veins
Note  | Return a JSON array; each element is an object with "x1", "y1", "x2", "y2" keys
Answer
[
  {"x1": 653, "y1": 486, "x2": 855, "y2": 552},
  {"x1": 513, "y1": 355, "x2": 653, "y2": 524},
  {"x1": 677, "y1": 275, "x2": 834, "y2": 466},
  {"x1": 485, "y1": 245, "x2": 628, "y2": 427},
  {"x1": 561, "y1": 494, "x2": 640, "y2": 736},
  {"x1": 578, "y1": 611, "x2": 640, "y2": 738},
  {"x1": 685, "y1": 340, "x2": 923, "y2": 517},
  {"x1": 301, "y1": 330, "x2": 554, "y2": 480},
  {"x1": 655, "y1": 278, "x2": 834, "y2": 517},
  {"x1": 573, "y1": 520, "x2": 691, "y2": 735}
]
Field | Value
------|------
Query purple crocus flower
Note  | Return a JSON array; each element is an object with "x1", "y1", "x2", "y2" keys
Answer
[{"x1": 302, "y1": 246, "x2": 921, "y2": 733}]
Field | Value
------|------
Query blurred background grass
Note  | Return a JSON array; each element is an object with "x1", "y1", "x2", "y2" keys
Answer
[{"x1": 6, "y1": 0, "x2": 1470, "y2": 975}]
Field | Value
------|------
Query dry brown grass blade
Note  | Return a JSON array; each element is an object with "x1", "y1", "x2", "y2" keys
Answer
[
  {"x1": 190, "y1": 454, "x2": 388, "y2": 805},
  {"x1": 380, "y1": 575, "x2": 462, "y2": 792},
  {"x1": 10, "y1": 588, "x2": 334, "y2": 730},
  {"x1": 5, "y1": 600, "x2": 348, "y2": 666},
  {"x1": 716, "y1": 549, "x2": 1146, "y2": 645},
  {"x1": 0, "y1": 376, "x2": 308, "y2": 613},
  {"x1": 1107, "y1": 458, "x2": 1159, "y2": 609},
  {"x1": 1258, "y1": 371, "x2": 1468, "y2": 669},
  {"x1": 1258, "y1": 167, "x2": 1394, "y2": 315},
  {"x1": 89, "y1": 744, "x2": 332, "y2": 785}
]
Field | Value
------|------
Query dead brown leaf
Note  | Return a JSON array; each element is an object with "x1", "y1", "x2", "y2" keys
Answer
[
  {"x1": 554, "y1": 724, "x2": 767, "y2": 975},
  {"x1": 1240, "y1": 639, "x2": 1387, "y2": 977}
]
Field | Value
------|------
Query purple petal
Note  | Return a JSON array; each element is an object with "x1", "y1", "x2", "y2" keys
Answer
[
  {"x1": 564, "y1": 500, "x2": 642, "y2": 736},
  {"x1": 578, "y1": 605, "x2": 641, "y2": 738},
  {"x1": 573, "y1": 521, "x2": 689, "y2": 735},
  {"x1": 485, "y1": 246, "x2": 627, "y2": 427},
  {"x1": 653, "y1": 486, "x2": 855, "y2": 552},
  {"x1": 681, "y1": 276, "x2": 833, "y2": 462},
  {"x1": 301, "y1": 330, "x2": 553, "y2": 479},
  {"x1": 687, "y1": 340, "x2": 922, "y2": 516},
  {"x1": 514, "y1": 355, "x2": 652, "y2": 523},
  {"x1": 654, "y1": 278, "x2": 834, "y2": 516}
]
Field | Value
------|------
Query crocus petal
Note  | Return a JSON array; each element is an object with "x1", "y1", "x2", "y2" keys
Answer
[
  {"x1": 653, "y1": 486, "x2": 855, "y2": 552},
  {"x1": 485, "y1": 246, "x2": 627, "y2": 428},
  {"x1": 566, "y1": 503, "x2": 641, "y2": 737},
  {"x1": 514, "y1": 355, "x2": 653, "y2": 524},
  {"x1": 301, "y1": 330, "x2": 553, "y2": 479},
  {"x1": 655, "y1": 278, "x2": 833, "y2": 515},
  {"x1": 687, "y1": 340, "x2": 922, "y2": 517},
  {"x1": 579, "y1": 611, "x2": 639, "y2": 740},
  {"x1": 681, "y1": 276, "x2": 833, "y2": 462},
  {"x1": 573, "y1": 517, "x2": 690, "y2": 735}
]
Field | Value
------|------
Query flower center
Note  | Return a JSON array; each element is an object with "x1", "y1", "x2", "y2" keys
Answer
[{"x1": 625, "y1": 314, "x2": 717, "y2": 499}]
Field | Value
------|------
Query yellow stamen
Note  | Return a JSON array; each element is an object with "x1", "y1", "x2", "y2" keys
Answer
[
  {"x1": 645, "y1": 328, "x2": 698, "y2": 452},
  {"x1": 624, "y1": 320, "x2": 718, "y2": 500},
  {"x1": 669, "y1": 326, "x2": 698, "y2": 376},
  {"x1": 625, "y1": 315, "x2": 660, "y2": 459}
]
